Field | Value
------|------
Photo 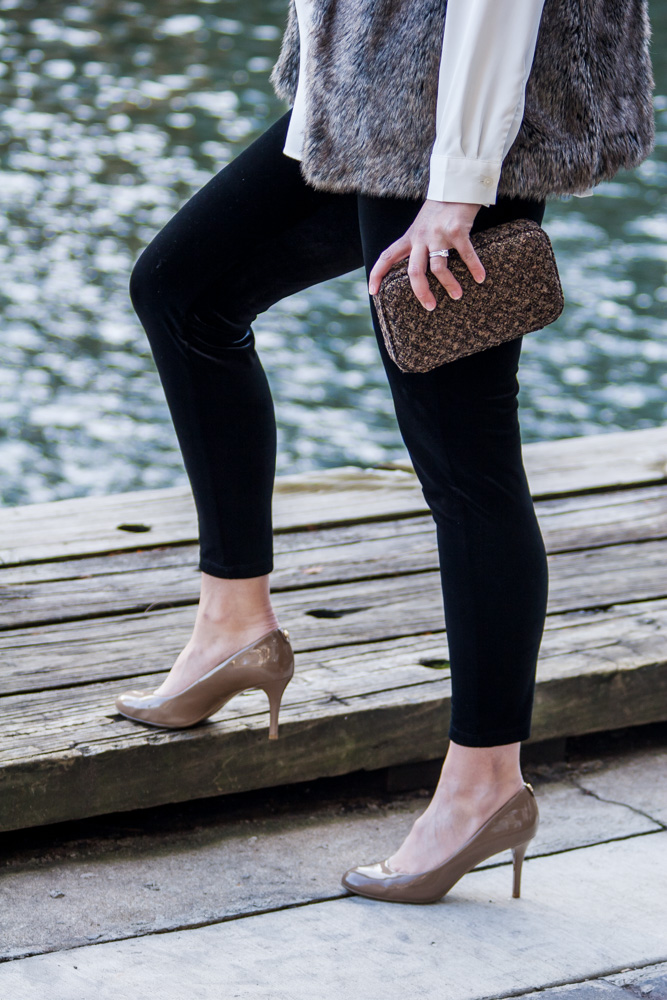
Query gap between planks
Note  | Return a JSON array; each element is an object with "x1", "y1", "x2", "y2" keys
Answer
[
  {"x1": 2, "y1": 481, "x2": 667, "y2": 632},
  {"x1": 1, "y1": 425, "x2": 667, "y2": 567}
]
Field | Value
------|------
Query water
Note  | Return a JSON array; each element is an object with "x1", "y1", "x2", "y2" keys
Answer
[{"x1": 0, "y1": 0, "x2": 665, "y2": 506}]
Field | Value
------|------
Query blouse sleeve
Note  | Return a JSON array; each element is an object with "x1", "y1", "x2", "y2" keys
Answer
[{"x1": 426, "y1": 0, "x2": 546, "y2": 207}]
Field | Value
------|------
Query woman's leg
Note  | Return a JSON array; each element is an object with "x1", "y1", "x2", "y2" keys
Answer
[
  {"x1": 357, "y1": 193, "x2": 549, "y2": 871},
  {"x1": 129, "y1": 110, "x2": 364, "y2": 694}
]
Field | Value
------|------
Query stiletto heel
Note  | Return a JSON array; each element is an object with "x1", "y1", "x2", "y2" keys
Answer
[
  {"x1": 115, "y1": 626, "x2": 294, "y2": 733},
  {"x1": 342, "y1": 781, "x2": 539, "y2": 904},
  {"x1": 263, "y1": 675, "x2": 290, "y2": 740},
  {"x1": 511, "y1": 839, "x2": 530, "y2": 897}
]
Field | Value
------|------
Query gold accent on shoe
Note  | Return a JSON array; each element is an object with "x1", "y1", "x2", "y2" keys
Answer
[
  {"x1": 115, "y1": 626, "x2": 294, "y2": 738},
  {"x1": 341, "y1": 781, "x2": 539, "y2": 904}
]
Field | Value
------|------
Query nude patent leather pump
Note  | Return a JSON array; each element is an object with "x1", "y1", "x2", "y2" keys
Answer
[
  {"x1": 341, "y1": 781, "x2": 539, "y2": 904},
  {"x1": 115, "y1": 626, "x2": 294, "y2": 739}
]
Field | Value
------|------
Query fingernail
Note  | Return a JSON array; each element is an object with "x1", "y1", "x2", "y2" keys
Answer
[{"x1": 451, "y1": 292, "x2": 462, "y2": 300}]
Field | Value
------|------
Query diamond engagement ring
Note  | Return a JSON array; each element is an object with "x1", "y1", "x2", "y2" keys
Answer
[{"x1": 429, "y1": 249, "x2": 450, "y2": 258}]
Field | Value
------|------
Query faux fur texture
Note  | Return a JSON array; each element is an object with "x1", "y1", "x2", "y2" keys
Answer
[{"x1": 269, "y1": 0, "x2": 656, "y2": 201}]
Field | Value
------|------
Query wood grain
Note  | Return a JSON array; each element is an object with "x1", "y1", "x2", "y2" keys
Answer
[
  {"x1": 1, "y1": 426, "x2": 666, "y2": 567},
  {"x1": 2, "y1": 424, "x2": 667, "y2": 831},
  {"x1": 2, "y1": 485, "x2": 667, "y2": 630},
  {"x1": 1, "y1": 599, "x2": 666, "y2": 830}
]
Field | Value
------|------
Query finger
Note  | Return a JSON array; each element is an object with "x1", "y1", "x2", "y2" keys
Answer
[
  {"x1": 407, "y1": 245, "x2": 437, "y2": 311},
  {"x1": 428, "y1": 254, "x2": 462, "y2": 300},
  {"x1": 450, "y1": 234, "x2": 486, "y2": 283},
  {"x1": 368, "y1": 238, "x2": 411, "y2": 295}
]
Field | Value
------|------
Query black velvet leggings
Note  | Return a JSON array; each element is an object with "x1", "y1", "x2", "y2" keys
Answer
[{"x1": 129, "y1": 108, "x2": 549, "y2": 747}]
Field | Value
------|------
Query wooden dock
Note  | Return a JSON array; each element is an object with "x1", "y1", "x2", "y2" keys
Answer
[{"x1": 2, "y1": 425, "x2": 667, "y2": 833}]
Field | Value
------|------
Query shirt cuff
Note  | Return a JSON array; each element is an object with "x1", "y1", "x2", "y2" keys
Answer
[{"x1": 426, "y1": 154, "x2": 501, "y2": 206}]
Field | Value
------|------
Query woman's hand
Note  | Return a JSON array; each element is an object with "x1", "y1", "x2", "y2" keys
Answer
[{"x1": 368, "y1": 199, "x2": 486, "y2": 310}]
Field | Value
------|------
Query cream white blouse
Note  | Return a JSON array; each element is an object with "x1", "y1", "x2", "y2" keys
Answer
[{"x1": 282, "y1": 0, "x2": 595, "y2": 206}]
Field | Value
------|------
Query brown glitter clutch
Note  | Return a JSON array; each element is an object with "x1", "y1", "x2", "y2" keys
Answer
[{"x1": 372, "y1": 218, "x2": 564, "y2": 373}]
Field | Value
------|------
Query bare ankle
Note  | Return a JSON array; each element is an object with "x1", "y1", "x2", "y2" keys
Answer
[
  {"x1": 190, "y1": 615, "x2": 279, "y2": 653},
  {"x1": 196, "y1": 609, "x2": 278, "y2": 632},
  {"x1": 195, "y1": 571, "x2": 277, "y2": 635},
  {"x1": 428, "y1": 742, "x2": 522, "y2": 807}
]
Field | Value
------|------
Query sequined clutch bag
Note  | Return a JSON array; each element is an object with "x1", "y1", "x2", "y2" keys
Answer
[{"x1": 372, "y1": 218, "x2": 564, "y2": 373}]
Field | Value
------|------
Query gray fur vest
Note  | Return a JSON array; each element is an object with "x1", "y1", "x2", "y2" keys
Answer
[{"x1": 269, "y1": 0, "x2": 656, "y2": 201}]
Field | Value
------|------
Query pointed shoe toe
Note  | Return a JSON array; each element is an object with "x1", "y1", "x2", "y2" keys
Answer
[
  {"x1": 114, "y1": 626, "x2": 295, "y2": 736},
  {"x1": 115, "y1": 689, "x2": 176, "y2": 728},
  {"x1": 115, "y1": 690, "x2": 148, "y2": 714},
  {"x1": 341, "y1": 782, "x2": 539, "y2": 904},
  {"x1": 341, "y1": 861, "x2": 406, "y2": 899}
]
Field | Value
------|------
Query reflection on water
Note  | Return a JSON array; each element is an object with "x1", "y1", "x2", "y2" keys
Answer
[{"x1": 0, "y1": 0, "x2": 665, "y2": 505}]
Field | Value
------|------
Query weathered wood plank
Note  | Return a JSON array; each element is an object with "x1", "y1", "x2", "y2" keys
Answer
[
  {"x1": 536, "y1": 482, "x2": 667, "y2": 551},
  {"x1": 2, "y1": 579, "x2": 447, "y2": 695},
  {"x1": 2, "y1": 596, "x2": 665, "y2": 752},
  {"x1": 1, "y1": 426, "x2": 667, "y2": 567},
  {"x1": 388, "y1": 425, "x2": 667, "y2": 496},
  {"x1": 1, "y1": 598, "x2": 666, "y2": 831},
  {"x1": 1, "y1": 428, "x2": 666, "y2": 832},
  {"x1": 529, "y1": 425, "x2": 667, "y2": 494},
  {"x1": 2, "y1": 535, "x2": 667, "y2": 694},
  {"x1": 4, "y1": 479, "x2": 667, "y2": 590},
  {"x1": 0, "y1": 468, "x2": 426, "y2": 567},
  {"x1": 4, "y1": 480, "x2": 667, "y2": 598},
  {"x1": 3, "y1": 484, "x2": 667, "y2": 630}
]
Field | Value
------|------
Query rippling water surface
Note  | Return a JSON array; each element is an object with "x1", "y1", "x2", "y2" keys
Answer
[{"x1": 0, "y1": 0, "x2": 665, "y2": 504}]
